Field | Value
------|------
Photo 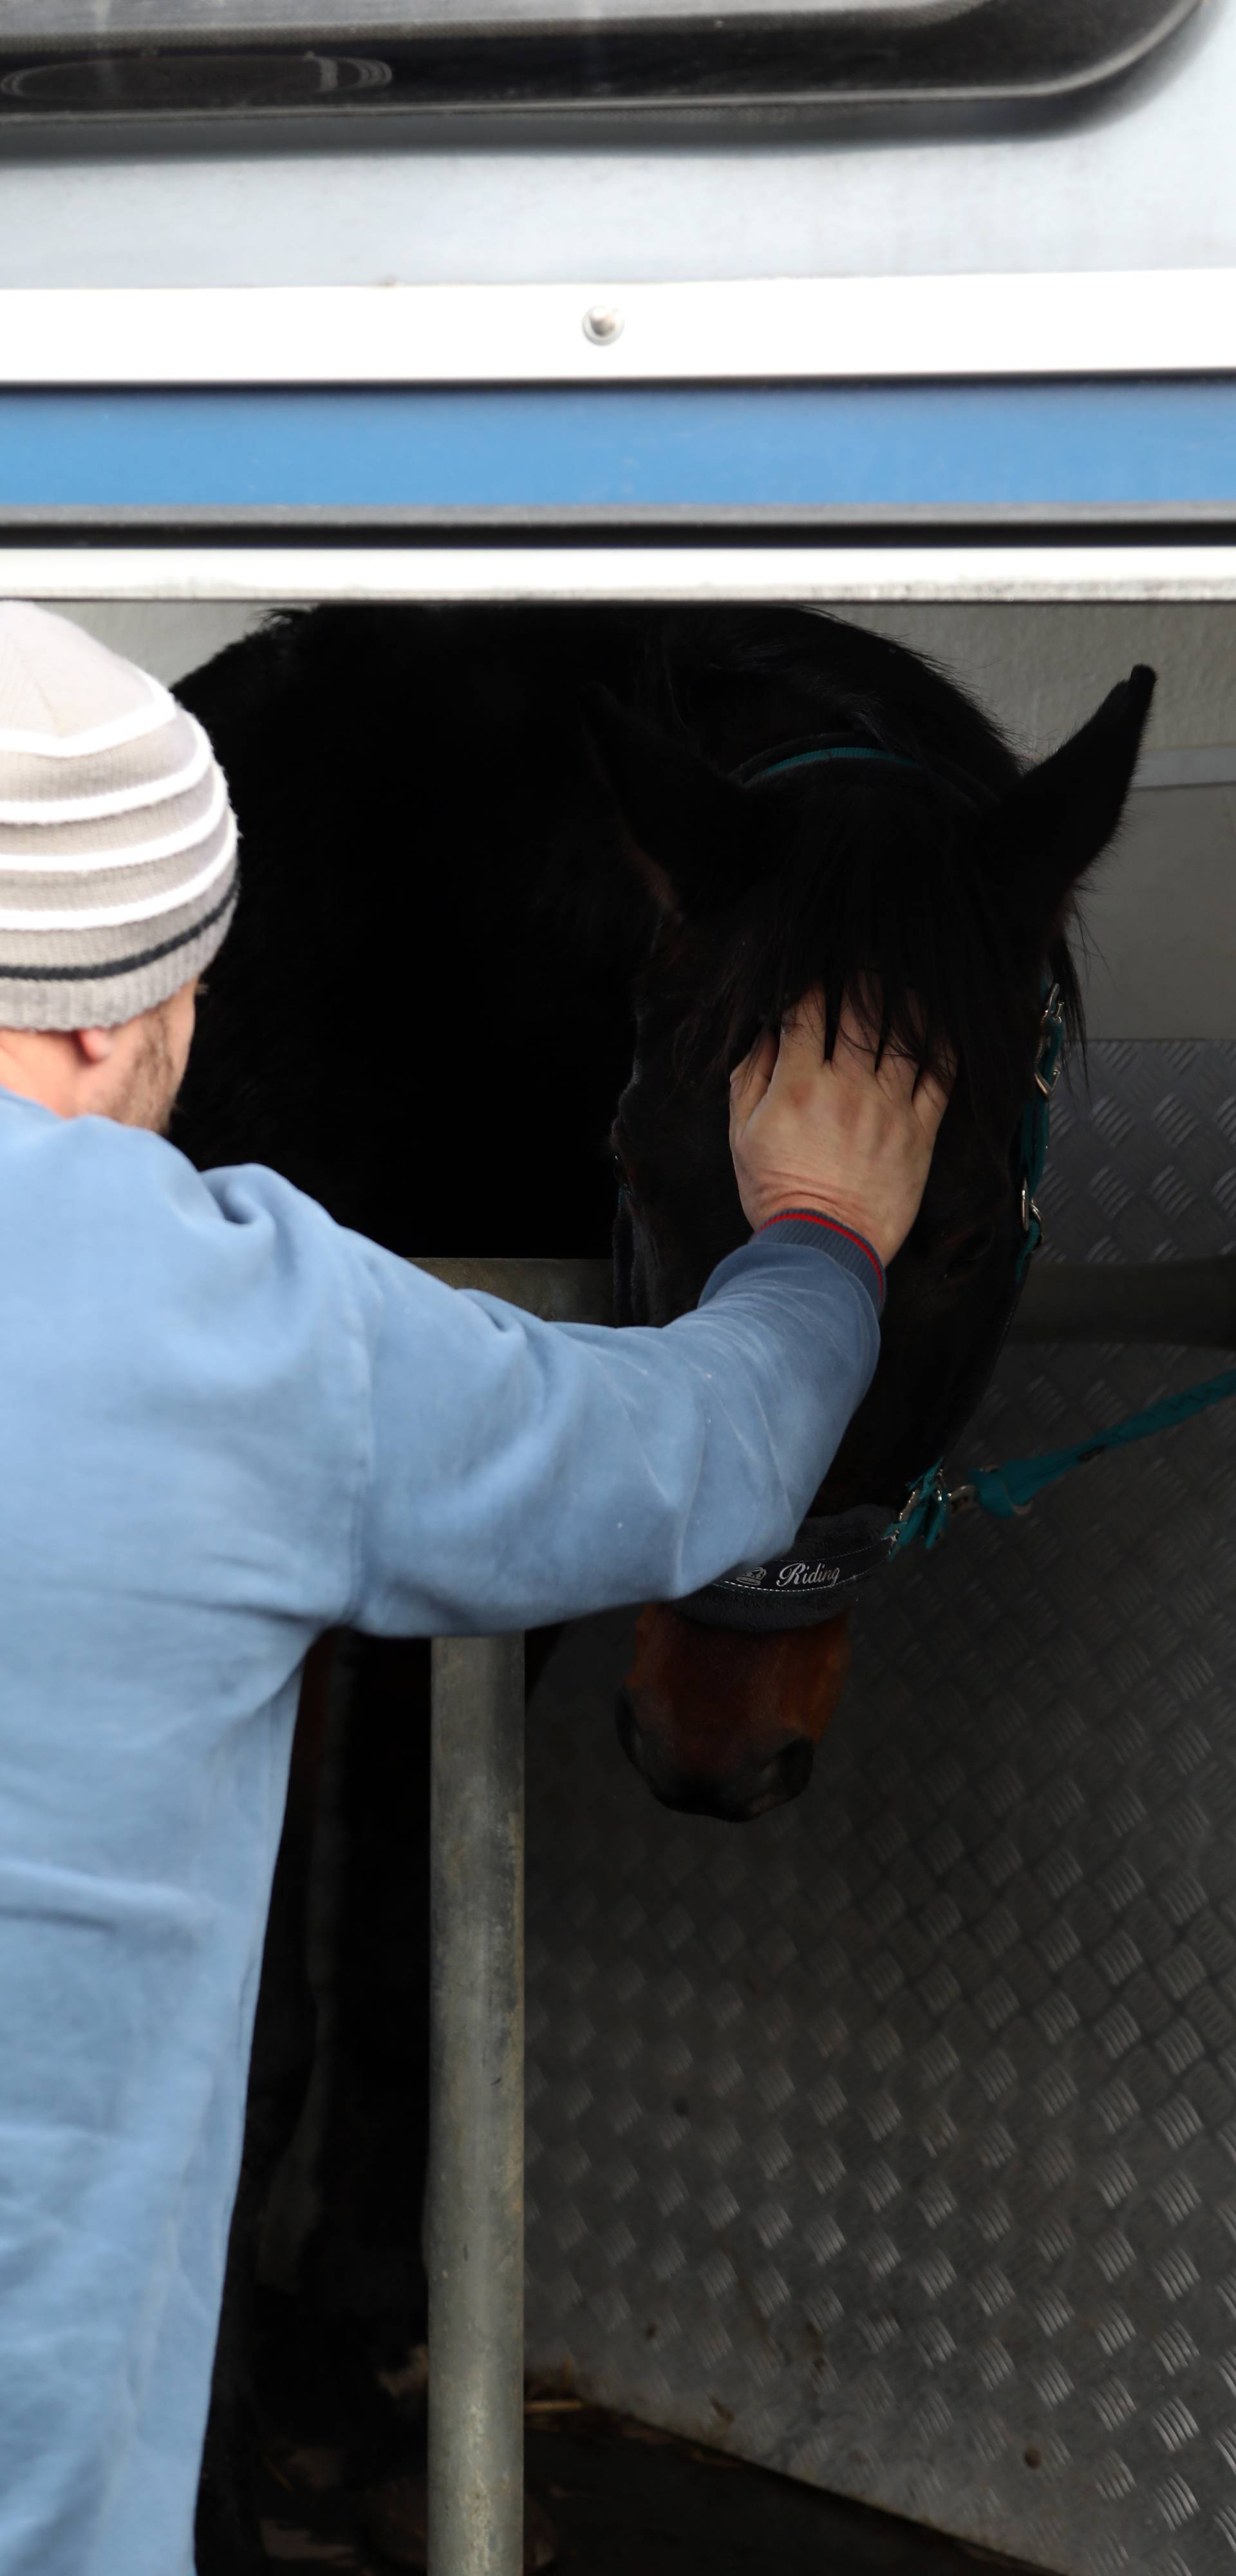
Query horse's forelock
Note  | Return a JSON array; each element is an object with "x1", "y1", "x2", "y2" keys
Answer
[
  {"x1": 655, "y1": 762, "x2": 1081, "y2": 1144},
  {"x1": 629, "y1": 609, "x2": 1080, "y2": 1137}
]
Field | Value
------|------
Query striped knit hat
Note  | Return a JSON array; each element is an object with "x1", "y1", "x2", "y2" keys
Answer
[{"x1": 0, "y1": 602, "x2": 238, "y2": 1030}]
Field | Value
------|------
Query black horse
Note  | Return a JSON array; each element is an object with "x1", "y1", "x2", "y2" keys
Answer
[{"x1": 174, "y1": 601, "x2": 1152, "y2": 2566}]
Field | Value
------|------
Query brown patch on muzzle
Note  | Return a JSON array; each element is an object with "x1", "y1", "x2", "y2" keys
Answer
[{"x1": 617, "y1": 1605, "x2": 852, "y2": 1821}]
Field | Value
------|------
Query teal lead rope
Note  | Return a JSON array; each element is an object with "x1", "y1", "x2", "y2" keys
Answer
[
  {"x1": 962, "y1": 1366, "x2": 1236, "y2": 1520},
  {"x1": 892, "y1": 1364, "x2": 1236, "y2": 1556}
]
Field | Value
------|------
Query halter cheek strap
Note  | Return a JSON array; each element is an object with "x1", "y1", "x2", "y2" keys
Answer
[{"x1": 879, "y1": 976, "x2": 1068, "y2": 1563}]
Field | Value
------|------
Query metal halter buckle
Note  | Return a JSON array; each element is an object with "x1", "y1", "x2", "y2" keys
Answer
[
  {"x1": 893, "y1": 1466, "x2": 959, "y2": 1548},
  {"x1": 1034, "y1": 981, "x2": 1066, "y2": 1099},
  {"x1": 1020, "y1": 1180, "x2": 1045, "y2": 1242},
  {"x1": 893, "y1": 1481, "x2": 927, "y2": 1533}
]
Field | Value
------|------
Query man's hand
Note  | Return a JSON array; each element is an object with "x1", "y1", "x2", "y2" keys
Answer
[{"x1": 729, "y1": 989, "x2": 951, "y2": 1267}]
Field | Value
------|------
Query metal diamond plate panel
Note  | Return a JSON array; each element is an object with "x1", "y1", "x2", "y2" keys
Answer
[{"x1": 524, "y1": 1043, "x2": 1236, "y2": 2576}]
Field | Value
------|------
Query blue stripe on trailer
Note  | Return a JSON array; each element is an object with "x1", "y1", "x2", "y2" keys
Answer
[{"x1": 1, "y1": 381, "x2": 1235, "y2": 512}]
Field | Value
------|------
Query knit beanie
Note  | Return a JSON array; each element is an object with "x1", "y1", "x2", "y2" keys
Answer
[{"x1": 0, "y1": 602, "x2": 239, "y2": 1030}]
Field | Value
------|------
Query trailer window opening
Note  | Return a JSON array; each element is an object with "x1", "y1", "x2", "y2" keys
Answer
[{"x1": 0, "y1": 0, "x2": 1204, "y2": 118}]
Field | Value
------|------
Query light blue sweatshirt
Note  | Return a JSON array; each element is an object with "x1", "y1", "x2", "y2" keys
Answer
[{"x1": 0, "y1": 1088, "x2": 879, "y2": 2576}]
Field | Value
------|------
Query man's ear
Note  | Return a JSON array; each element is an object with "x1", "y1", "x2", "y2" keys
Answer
[
  {"x1": 580, "y1": 687, "x2": 761, "y2": 918},
  {"x1": 982, "y1": 665, "x2": 1156, "y2": 949}
]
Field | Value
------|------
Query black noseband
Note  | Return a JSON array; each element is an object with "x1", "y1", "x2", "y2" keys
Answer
[{"x1": 674, "y1": 1505, "x2": 895, "y2": 1633}]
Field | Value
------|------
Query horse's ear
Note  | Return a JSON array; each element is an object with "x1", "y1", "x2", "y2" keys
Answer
[
  {"x1": 580, "y1": 687, "x2": 758, "y2": 917},
  {"x1": 986, "y1": 665, "x2": 1157, "y2": 944}
]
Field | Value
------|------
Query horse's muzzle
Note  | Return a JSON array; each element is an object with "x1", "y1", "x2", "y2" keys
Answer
[
  {"x1": 615, "y1": 1684, "x2": 816, "y2": 1821},
  {"x1": 613, "y1": 1600, "x2": 852, "y2": 1823}
]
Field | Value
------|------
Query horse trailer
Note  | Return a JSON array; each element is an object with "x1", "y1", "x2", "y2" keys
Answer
[{"x1": 5, "y1": 5, "x2": 1236, "y2": 2570}]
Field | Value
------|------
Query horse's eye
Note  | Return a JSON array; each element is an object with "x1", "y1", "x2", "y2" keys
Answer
[{"x1": 943, "y1": 1225, "x2": 997, "y2": 1280}]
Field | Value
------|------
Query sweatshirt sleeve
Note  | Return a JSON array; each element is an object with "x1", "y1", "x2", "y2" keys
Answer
[{"x1": 344, "y1": 1226, "x2": 881, "y2": 1638}]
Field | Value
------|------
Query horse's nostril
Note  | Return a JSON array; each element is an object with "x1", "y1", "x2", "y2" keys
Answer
[
  {"x1": 614, "y1": 1709, "x2": 816, "y2": 1822},
  {"x1": 703, "y1": 1735, "x2": 816, "y2": 1819}
]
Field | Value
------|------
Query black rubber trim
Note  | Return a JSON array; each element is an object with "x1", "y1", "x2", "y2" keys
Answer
[
  {"x1": 0, "y1": 0, "x2": 1204, "y2": 122},
  {"x1": 4, "y1": 504, "x2": 1236, "y2": 549}
]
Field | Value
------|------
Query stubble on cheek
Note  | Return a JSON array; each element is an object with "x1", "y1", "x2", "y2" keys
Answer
[{"x1": 117, "y1": 1009, "x2": 180, "y2": 1136}]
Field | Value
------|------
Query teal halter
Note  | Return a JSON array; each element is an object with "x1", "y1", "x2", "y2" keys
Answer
[{"x1": 749, "y1": 743, "x2": 922, "y2": 785}]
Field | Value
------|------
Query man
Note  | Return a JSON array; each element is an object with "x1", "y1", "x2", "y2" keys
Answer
[{"x1": 0, "y1": 602, "x2": 948, "y2": 2576}]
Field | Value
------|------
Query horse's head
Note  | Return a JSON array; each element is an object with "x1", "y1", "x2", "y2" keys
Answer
[{"x1": 586, "y1": 611, "x2": 1155, "y2": 1821}]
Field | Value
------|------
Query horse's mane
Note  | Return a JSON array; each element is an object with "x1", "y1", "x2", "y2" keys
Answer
[{"x1": 643, "y1": 608, "x2": 1080, "y2": 1134}]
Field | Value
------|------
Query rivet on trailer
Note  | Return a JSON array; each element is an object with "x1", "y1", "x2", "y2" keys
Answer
[{"x1": 3, "y1": 0, "x2": 1236, "y2": 2567}]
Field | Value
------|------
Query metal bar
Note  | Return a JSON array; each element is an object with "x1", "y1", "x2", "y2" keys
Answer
[
  {"x1": 1011, "y1": 1255, "x2": 1236, "y2": 1347},
  {"x1": 428, "y1": 1634, "x2": 526, "y2": 2576},
  {"x1": 8, "y1": 544, "x2": 1236, "y2": 605},
  {"x1": 414, "y1": 1253, "x2": 1236, "y2": 1349},
  {"x1": 0, "y1": 274, "x2": 1233, "y2": 389},
  {"x1": 412, "y1": 1255, "x2": 613, "y2": 1325}
]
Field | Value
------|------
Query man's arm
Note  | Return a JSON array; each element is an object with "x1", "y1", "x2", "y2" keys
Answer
[
  {"x1": 345, "y1": 1224, "x2": 879, "y2": 1637},
  {"x1": 344, "y1": 993, "x2": 948, "y2": 1638}
]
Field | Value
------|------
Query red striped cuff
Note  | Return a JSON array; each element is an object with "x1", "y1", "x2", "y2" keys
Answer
[{"x1": 756, "y1": 1207, "x2": 886, "y2": 1305}]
